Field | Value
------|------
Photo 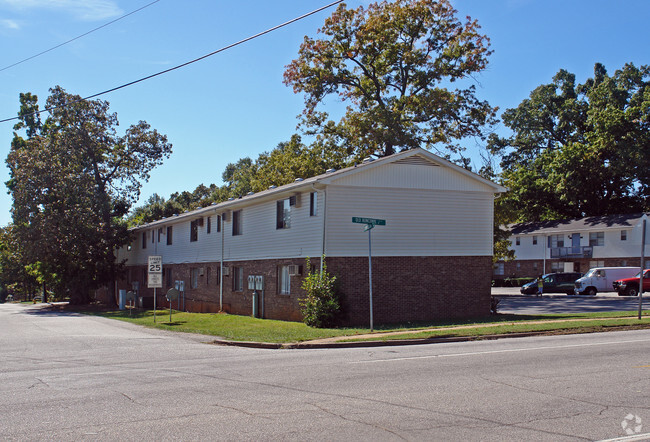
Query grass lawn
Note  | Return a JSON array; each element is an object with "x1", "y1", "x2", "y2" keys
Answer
[{"x1": 82, "y1": 307, "x2": 650, "y2": 344}]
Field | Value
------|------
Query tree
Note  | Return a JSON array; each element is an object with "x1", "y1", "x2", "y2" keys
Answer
[
  {"x1": 284, "y1": 0, "x2": 497, "y2": 160},
  {"x1": 489, "y1": 63, "x2": 650, "y2": 222},
  {"x1": 6, "y1": 86, "x2": 172, "y2": 303}
]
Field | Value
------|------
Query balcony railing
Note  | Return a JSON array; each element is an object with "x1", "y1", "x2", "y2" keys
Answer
[{"x1": 550, "y1": 246, "x2": 593, "y2": 259}]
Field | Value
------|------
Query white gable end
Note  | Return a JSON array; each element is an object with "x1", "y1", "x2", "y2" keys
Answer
[{"x1": 329, "y1": 154, "x2": 495, "y2": 192}]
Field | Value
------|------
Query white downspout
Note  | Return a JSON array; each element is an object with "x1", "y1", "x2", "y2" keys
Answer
[{"x1": 220, "y1": 211, "x2": 224, "y2": 311}]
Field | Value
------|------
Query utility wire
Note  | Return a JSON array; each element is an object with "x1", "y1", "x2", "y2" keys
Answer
[
  {"x1": 0, "y1": 0, "x2": 344, "y2": 125},
  {"x1": 0, "y1": 0, "x2": 162, "y2": 73}
]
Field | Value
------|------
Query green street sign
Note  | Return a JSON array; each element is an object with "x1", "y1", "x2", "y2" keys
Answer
[{"x1": 352, "y1": 217, "x2": 386, "y2": 226}]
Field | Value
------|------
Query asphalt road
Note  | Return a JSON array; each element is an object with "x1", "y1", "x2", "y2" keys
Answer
[{"x1": 2, "y1": 302, "x2": 650, "y2": 441}]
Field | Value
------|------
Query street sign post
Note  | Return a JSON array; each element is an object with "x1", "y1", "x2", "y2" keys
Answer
[
  {"x1": 148, "y1": 256, "x2": 162, "y2": 323},
  {"x1": 352, "y1": 217, "x2": 386, "y2": 331}
]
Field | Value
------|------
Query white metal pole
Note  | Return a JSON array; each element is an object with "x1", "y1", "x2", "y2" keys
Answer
[
  {"x1": 368, "y1": 226, "x2": 373, "y2": 332},
  {"x1": 153, "y1": 287, "x2": 156, "y2": 323},
  {"x1": 639, "y1": 219, "x2": 646, "y2": 320}
]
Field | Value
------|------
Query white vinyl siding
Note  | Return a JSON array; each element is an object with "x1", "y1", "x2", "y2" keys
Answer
[
  {"x1": 324, "y1": 185, "x2": 494, "y2": 256},
  {"x1": 332, "y1": 160, "x2": 496, "y2": 193}
]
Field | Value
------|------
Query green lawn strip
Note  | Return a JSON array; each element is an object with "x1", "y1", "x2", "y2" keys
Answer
[
  {"x1": 340, "y1": 317, "x2": 650, "y2": 342},
  {"x1": 88, "y1": 310, "x2": 366, "y2": 343},
  {"x1": 84, "y1": 308, "x2": 650, "y2": 344}
]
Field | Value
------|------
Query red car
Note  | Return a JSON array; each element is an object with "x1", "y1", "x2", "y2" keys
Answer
[{"x1": 613, "y1": 269, "x2": 650, "y2": 296}]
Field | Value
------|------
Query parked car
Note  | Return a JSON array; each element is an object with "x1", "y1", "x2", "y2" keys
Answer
[
  {"x1": 574, "y1": 267, "x2": 639, "y2": 296},
  {"x1": 613, "y1": 269, "x2": 650, "y2": 296},
  {"x1": 520, "y1": 272, "x2": 582, "y2": 295}
]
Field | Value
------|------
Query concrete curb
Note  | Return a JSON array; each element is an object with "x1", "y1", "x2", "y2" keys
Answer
[{"x1": 209, "y1": 330, "x2": 585, "y2": 350}]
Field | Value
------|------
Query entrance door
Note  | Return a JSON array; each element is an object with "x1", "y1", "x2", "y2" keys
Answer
[{"x1": 571, "y1": 233, "x2": 581, "y2": 256}]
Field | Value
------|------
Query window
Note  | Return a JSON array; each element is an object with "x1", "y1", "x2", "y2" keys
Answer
[
  {"x1": 217, "y1": 215, "x2": 221, "y2": 232},
  {"x1": 516, "y1": 262, "x2": 521, "y2": 271},
  {"x1": 589, "y1": 260, "x2": 605, "y2": 268},
  {"x1": 515, "y1": 237, "x2": 520, "y2": 246},
  {"x1": 548, "y1": 235, "x2": 564, "y2": 248},
  {"x1": 493, "y1": 262, "x2": 504, "y2": 275},
  {"x1": 190, "y1": 219, "x2": 199, "y2": 242},
  {"x1": 166, "y1": 226, "x2": 173, "y2": 245},
  {"x1": 233, "y1": 266, "x2": 243, "y2": 291},
  {"x1": 589, "y1": 231, "x2": 604, "y2": 246},
  {"x1": 207, "y1": 216, "x2": 211, "y2": 234},
  {"x1": 232, "y1": 210, "x2": 242, "y2": 236},
  {"x1": 533, "y1": 262, "x2": 538, "y2": 270},
  {"x1": 142, "y1": 232, "x2": 147, "y2": 249},
  {"x1": 278, "y1": 265, "x2": 291, "y2": 294},
  {"x1": 206, "y1": 267, "x2": 211, "y2": 286},
  {"x1": 158, "y1": 228, "x2": 163, "y2": 242},
  {"x1": 310, "y1": 192, "x2": 318, "y2": 216},
  {"x1": 276, "y1": 199, "x2": 291, "y2": 229},
  {"x1": 621, "y1": 230, "x2": 627, "y2": 241},
  {"x1": 190, "y1": 268, "x2": 199, "y2": 289},
  {"x1": 152, "y1": 229, "x2": 155, "y2": 244},
  {"x1": 533, "y1": 236, "x2": 538, "y2": 245}
]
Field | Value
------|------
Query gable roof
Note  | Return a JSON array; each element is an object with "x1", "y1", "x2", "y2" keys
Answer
[
  {"x1": 509, "y1": 213, "x2": 648, "y2": 235},
  {"x1": 134, "y1": 148, "x2": 506, "y2": 231}
]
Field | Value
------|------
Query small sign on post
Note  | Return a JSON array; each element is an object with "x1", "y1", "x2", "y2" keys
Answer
[
  {"x1": 166, "y1": 288, "x2": 179, "y2": 323},
  {"x1": 352, "y1": 217, "x2": 386, "y2": 331}
]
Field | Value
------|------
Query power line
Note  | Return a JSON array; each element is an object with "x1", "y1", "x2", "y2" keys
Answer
[
  {"x1": 0, "y1": 0, "x2": 162, "y2": 73},
  {"x1": 0, "y1": 0, "x2": 343, "y2": 125}
]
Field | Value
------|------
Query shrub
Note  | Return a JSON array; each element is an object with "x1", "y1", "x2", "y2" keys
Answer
[{"x1": 299, "y1": 257, "x2": 340, "y2": 328}]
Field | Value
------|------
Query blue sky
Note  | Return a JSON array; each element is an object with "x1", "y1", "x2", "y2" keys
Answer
[{"x1": 0, "y1": 0, "x2": 648, "y2": 227}]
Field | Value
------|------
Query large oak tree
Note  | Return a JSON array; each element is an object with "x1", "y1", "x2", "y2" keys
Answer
[
  {"x1": 6, "y1": 87, "x2": 172, "y2": 303},
  {"x1": 489, "y1": 63, "x2": 650, "y2": 222},
  {"x1": 283, "y1": 0, "x2": 497, "y2": 160}
]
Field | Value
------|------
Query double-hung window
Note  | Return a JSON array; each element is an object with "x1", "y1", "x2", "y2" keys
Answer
[
  {"x1": 232, "y1": 210, "x2": 242, "y2": 236},
  {"x1": 276, "y1": 199, "x2": 291, "y2": 229},
  {"x1": 166, "y1": 226, "x2": 173, "y2": 245},
  {"x1": 278, "y1": 265, "x2": 290, "y2": 295},
  {"x1": 310, "y1": 192, "x2": 318, "y2": 216},
  {"x1": 589, "y1": 231, "x2": 604, "y2": 246},
  {"x1": 190, "y1": 219, "x2": 199, "y2": 242},
  {"x1": 142, "y1": 232, "x2": 147, "y2": 249},
  {"x1": 233, "y1": 266, "x2": 243, "y2": 291}
]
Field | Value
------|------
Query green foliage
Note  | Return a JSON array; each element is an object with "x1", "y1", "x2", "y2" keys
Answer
[
  {"x1": 489, "y1": 63, "x2": 650, "y2": 222},
  {"x1": 284, "y1": 0, "x2": 497, "y2": 160},
  {"x1": 5, "y1": 86, "x2": 172, "y2": 303},
  {"x1": 128, "y1": 136, "x2": 351, "y2": 226},
  {"x1": 299, "y1": 257, "x2": 340, "y2": 328}
]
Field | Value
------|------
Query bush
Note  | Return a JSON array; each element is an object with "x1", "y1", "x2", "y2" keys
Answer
[{"x1": 299, "y1": 257, "x2": 340, "y2": 328}]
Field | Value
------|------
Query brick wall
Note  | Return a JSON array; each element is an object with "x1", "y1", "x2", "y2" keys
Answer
[{"x1": 117, "y1": 255, "x2": 492, "y2": 326}]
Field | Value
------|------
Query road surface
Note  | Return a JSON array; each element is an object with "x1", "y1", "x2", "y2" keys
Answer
[{"x1": 1, "y1": 303, "x2": 649, "y2": 441}]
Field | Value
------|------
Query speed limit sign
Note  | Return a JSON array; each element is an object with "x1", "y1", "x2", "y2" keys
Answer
[{"x1": 148, "y1": 256, "x2": 162, "y2": 288}]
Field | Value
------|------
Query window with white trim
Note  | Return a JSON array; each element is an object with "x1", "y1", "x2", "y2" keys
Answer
[
  {"x1": 621, "y1": 230, "x2": 627, "y2": 241},
  {"x1": 278, "y1": 265, "x2": 291, "y2": 294},
  {"x1": 515, "y1": 237, "x2": 520, "y2": 246},
  {"x1": 533, "y1": 236, "x2": 538, "y2": 245},
  {"x1": 310, "y1": 192, "x2": 318, "y2": 216},
  {"x1": 589, "y1": 231, "x2": 604, "y2": 246},
  {"x1": 548, "y1": 235, "x2": 564, "y2": 248},
  {"x1": 493, "y1": 262, "x2": 504, "y2": 275},
  {"x1": 232, "y1": 210, "x2": 242, "y2": 236},
  {"x1": 190, "y1": 268, "x2": 199, "y2": 289},
  {"x1": 233, "y1": 266, "x2": 243, "y2": 291},
  {"x1": 276, "y1": 199, "x2": 291, "y2": 229}
]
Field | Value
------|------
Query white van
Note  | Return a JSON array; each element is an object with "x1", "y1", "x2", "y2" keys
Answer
[{"x1": 574, "y1": 267, "x2": 640, "y2": 295}]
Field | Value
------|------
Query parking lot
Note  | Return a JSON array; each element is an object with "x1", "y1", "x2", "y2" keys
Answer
[{"x1": 493, "y1": 287, "x2": 650, "y2": 315}]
